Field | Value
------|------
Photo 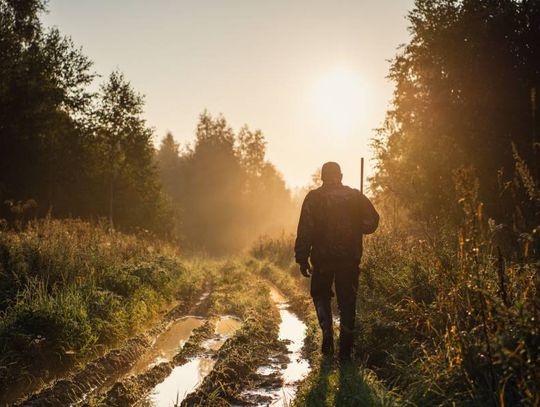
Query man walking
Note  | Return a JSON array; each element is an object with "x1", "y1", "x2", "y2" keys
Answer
[{"x1": 295, "y1": 162, "x2": 379, "y2": 361}]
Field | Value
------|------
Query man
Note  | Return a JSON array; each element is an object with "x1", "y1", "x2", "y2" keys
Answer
[{"x1": 294, "y1": 162, "x2": 379, "y2": 361}]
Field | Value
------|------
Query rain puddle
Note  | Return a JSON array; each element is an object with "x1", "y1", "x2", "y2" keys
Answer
[
  {"x1": 242, "y1": 286, "x2": 310, "y2": 406},
  {"x1": 149, "y1": 357, "x2": 215, "y2": 407},
  {"x1": 203, "y1": 315, "x2": 243, "y2": 351},
  {"x1": 130, "y1": 317, "x2": 205, "y2": 375},
  {"x1": 146, "y1": 315, "x2": 242, "y2": 407}
]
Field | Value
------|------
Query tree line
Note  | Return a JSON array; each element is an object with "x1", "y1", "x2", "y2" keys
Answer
[
  {"x1": 0, "y1": 0, "x2": 296, "y2": 253},
  {"x1": 372, "y1": 0, "x2": 539, "y2": 240},
  {"x1": 157, "y1": 113, "x2": 296, "y2": 254}
]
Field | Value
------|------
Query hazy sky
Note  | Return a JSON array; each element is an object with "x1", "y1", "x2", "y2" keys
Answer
[{"x1": 43, "y1": 0, "x2": 414, "y2": 189}]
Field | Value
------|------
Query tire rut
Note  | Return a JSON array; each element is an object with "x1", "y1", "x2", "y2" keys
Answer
[{"x1": 14, "y1": 285, "x2": 213, "y2": 407}]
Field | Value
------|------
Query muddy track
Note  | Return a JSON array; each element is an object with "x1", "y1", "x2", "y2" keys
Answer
[
  {"x1": 91, "y1": 281, "x2": 308, "y2": 407},
  {"x1": 14, "y1": 285, "x2": 212, "y2": 407},
  {"x1": 13, "y1": 278, "x2": 312, "y2": 407},
  {"x1": 181, "y1": 312, "x2": 285, "y2": 406},
  {"x1": 182, "y1": 284, "x2": 311, "y2": 407},
  {"x1": 93, "y1": 320, "x2": 216, "y2": 406}
]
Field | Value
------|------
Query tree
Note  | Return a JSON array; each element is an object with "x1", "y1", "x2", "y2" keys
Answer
[
  {"x1": 0, "y1": 0, "x2": 94, "y2": 219},
  {"x1": 181, "y1": 112, "x2": 246, "y2": 252},
  {"x1": 93, "y1": 71, "x2": 169, "y2": 233},
  {"x1": 372, "y1": 0, "x2": 540, "y2": 228},
  {"x1": 155, "y1": 112, "x2": 296, "y2": 253},
  {"x1": 157, "y1": 132, "x2": 181, "y2": 198},
  {"x1": 237, "y1": 126, "x2": 266, "y2": 179}
]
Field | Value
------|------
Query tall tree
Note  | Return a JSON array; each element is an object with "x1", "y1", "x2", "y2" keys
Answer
[
  {"x1": 372, "y1": 0, "x2": 540, "y2": 227},
  {"x1": 182, "y1": 112, "x2": 246, "y2": 252},
  {"x1": 157, "y1": 132, "x2": 182, "y2": 201},
  {"x1": 156, "y1": 113, "x2": 296, "y2": 253},
  {"x1": 0, "y1": 0, "x2": 94, "y2": 218},
  {"x1": 93, "y1": 71, "x2": 168, "y2": 233}
]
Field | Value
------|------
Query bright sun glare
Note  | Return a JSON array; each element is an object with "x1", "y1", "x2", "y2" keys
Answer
[{"x1": 311, "y1": 67, "x2": 369, "y2": 137}]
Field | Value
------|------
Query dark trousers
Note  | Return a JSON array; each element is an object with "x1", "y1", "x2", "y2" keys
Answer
[{"x1": 310, "y1": 261, "x2": 360, "y2": 356}]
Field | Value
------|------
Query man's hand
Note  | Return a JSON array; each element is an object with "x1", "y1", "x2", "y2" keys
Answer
[{"x1": 299, "y1": 261, "x2": 312, "y2": 278}]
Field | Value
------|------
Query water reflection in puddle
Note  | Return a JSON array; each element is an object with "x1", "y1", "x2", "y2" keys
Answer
[
  {"x1": 215, "y1": 315, "x2": 242, "y2": 336},
  {"x1": 242, "y1": 286, "x2": 310, "y2": 406},
  {"x1": 149, "y1": 357, "x2": 215, "y2": 407},
  {"x1": 130, "y1": 317, "x2": 204, "y2": 375},
  {"x1": 278, "y1": 309, "x2": 310, "y2": 386},
  {"x1": 147, "y1": 315, "x2": 241, "y2": 406}
]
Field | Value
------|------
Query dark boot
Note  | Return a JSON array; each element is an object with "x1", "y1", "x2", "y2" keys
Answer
[
  {"x1": 321, "y1": 329, "x2": 334, "y2": 356},
  {"x1": 314, "y1": 298, "x2": 334, "y2": 356},
  {"x1": 338, "y1": 324, "x2": 354, "y2": 362}
]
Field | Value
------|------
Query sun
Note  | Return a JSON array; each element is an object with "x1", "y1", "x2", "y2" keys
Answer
[{"x1": 310, "y1": 67, "x2": 369, "y2": 137}]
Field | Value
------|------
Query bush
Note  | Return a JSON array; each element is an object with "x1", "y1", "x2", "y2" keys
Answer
[{"x1": 0, "y1": 218, "x2": 202, "y2": 390}]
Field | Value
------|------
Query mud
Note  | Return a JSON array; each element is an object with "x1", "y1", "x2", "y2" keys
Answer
[
  {"x1": 15, "y1": 334, "x2": 152, "y2": 407},
  {"x1": 181, "y1": 309, "x2": 284, "y2": 406},
  {"x1": 238, "y1": 286, "x2": 310, "y2": 406},
  {"x1": 11, "y1": 283, "x2": 311, "y2": 407},
  {"x1": 14, "y1": 288, "x2": 212, "y2": 407},
  {"x1": 95, "y1": 314, "x2": 243, "y2": 407},
  {"x1": 145, "y1": 315, "x2": 242, "y2": 407},
  {"x1": 95, "y1": 321, "x2": 216, "y2": 407},
  {"x1": 129, "y1": 317, "x2": 205, "y2": 376}
]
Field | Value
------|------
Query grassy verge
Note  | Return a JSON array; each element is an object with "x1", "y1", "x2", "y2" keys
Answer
[
  {"x1": 251, "y1": 221, "x2": 539, "y2": 406},
  {"x1": 0, "y1": 219, "x2": 206, "y2": 402}
]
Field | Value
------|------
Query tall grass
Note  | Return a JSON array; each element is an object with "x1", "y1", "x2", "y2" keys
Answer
[
  {"x1": 252, "y1": 192, "x2": 539, "y2": 406},
  {"x1": 0, "y1": 218, "x2": 204, "y2": 391}
]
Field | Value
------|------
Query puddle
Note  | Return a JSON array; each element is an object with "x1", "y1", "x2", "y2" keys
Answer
[
  {"x1": 149, "y1": 357, "x2": 215, "y2": 407},
  {"x1": 215, "y1": 315, "x2": 242, "y2": 336},
  {"x1": 201, "y1": 315, "x2": 242, "y2": 352},
  {"x1": 129, "y1": 317, "x2": 204, "y2": 375},
  {"x1": 278, "y1": 310, "x2": 310, "y2": 385},
  {"x1": 241, "y1": 286, "x2": 310, "y2": 406},
  {"x1": 146, "y1": 315, "x2": 242, "y2": 406}
]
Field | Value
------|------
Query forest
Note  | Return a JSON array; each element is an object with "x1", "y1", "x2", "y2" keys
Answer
[{"x1": 0, "y1": 0, "x2": 539, "y2": 406}]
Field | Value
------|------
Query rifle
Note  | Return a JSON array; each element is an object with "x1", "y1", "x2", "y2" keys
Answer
[{"x1": 360, "y1": 157, "x2": 364, "y2": 194}]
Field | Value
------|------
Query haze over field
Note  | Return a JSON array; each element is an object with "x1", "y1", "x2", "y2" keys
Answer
[{"x1": 43, "y1": 0, "x2": 414, "y2": 188}]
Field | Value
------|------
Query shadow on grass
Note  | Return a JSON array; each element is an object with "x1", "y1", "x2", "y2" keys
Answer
[
  {"x1": 296, "y1": 358, "x2": 381, "y2": 406},
  {"x1": 336, "y1": 361, "x2": 377, "y2": 406},
  {"x1": 301, "y1": 357, "x2": 333, "y2": 405}
]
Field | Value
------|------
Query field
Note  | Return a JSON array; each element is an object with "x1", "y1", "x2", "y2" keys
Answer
[
  {"x1": 0, "y1": 219, "x2": 393, "y2": 406},
  {"x1": 1, "y1": 217, "x2": 537, "y2": 406}
]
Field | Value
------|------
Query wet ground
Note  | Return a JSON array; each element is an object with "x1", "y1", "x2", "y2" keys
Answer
[
  {"x1": 239, "y1": 286, "x2": 310, "y2": 406},
  {"x1": 144, "y1": 315, "x2": 242, "y2": 407},
  {"x1": 13, "y1": 284, "x2": 310, "y2": 407},
  {"x1": 129, "y1": 317, "x2": 205, "y2": 376}
]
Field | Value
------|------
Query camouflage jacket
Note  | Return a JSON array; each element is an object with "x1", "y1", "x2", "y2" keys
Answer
[{"x1": 294, "y1": 183, "x2": 379, "y2": 265}]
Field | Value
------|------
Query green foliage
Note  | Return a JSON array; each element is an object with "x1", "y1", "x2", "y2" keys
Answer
[
  {"x1": 365, "y1": 6, "x2": 540, "y2": 401},
  {"x1": 253, "y1": 213, "x2": 539, "y2": 405},
  {"x1": 1, "y1": 0, "x2": 294, "y2": 244},
  {"x1": 0, "y1": 0, "x2": 95, "y2": 217},
  {"x1": 294, "y1": 362, "x2": 392, "y2": 407},
  {"x1": 0, "y1": 2, "x2": 173, "y2": 237},
  {"x1": 250, "y1": 234, "x2": 296, "y2": 268},
  {"x1": 0, "y1": 219, "x2": 204, "y2": 389},
  {"x1": 90, "y1": 71, "x2": 172, "y2": 235},
  {"x1": 372, "y1": 0, "x2": 540, "y2": 226}
]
